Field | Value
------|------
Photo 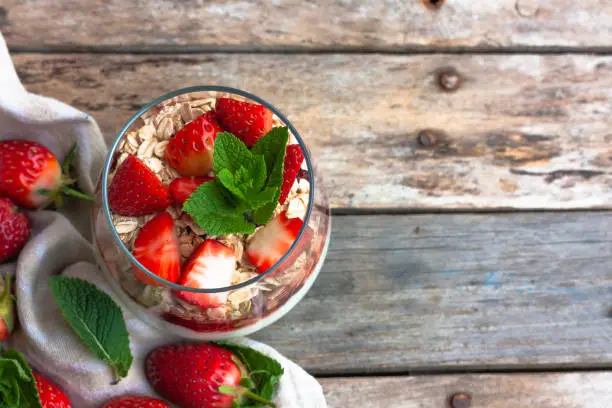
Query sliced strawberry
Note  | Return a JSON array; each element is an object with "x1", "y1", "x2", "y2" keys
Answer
[
  {"x1": 168, "y1": 176, "x2": 214, "y2": 208},
  {"x1": 103, "y1": 396, "x2": 169, "y2": 408},
  {"x1": 246, "y1": 211, "x2": 304, "y2": 273},
  {"x1": 164, "y1": 112, "x2": 222, "y2": 176},
  {"x1": 133, "y1": 212, "x2": 181, "y2": 286},
  {"x1": 34, "y1": 372, "x2": 72, "y2": 408},
  {"x1": 109, "y1": 155, "x2": 170, "y2": 216},
  {"x1": 215, "y1": 98, "x2": 273, "y2": 147},
  {"x1": 279, "y1": 144, "x2": 305, "y2": 204},
  {"x1": 175, "y1": 240, "x2": 235, "y2": 308}
]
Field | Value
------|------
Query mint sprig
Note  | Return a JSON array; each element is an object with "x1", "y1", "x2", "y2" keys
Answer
[
  {"x1": 216, "y1": 342, "x2": 284, "y2": 408},
  {"x1": 49, "y1": 277, "x2": 133, "y2": 382},
  {"x1": 184, "y1": 128, "x2": 289, "y2": 235},
  {"x1": 0, "y1": 349, "x2": 43, "y2": 408}
]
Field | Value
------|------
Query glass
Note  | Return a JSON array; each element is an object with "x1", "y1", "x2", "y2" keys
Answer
[{"x1": 91, "y1": 86, "x2": 331, "y2": 340}]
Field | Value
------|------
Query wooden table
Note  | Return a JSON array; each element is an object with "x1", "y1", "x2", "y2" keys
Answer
[{"x1": 4, "y1": 1, "x2": 612, "y2": 406}]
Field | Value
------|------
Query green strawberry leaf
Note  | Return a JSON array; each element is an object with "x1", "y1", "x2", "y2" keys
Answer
[
  {"x1": 0, "y1": 349, "x2": 43, "y2": 408},
  {"x1": 49, "y1": 277, "x2": 133, "y2": 381},
  {"x1": 216, "y1": 342, "x2": 284, "y2": 407}
]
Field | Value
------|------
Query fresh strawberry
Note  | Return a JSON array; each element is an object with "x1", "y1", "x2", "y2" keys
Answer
[
  {"x1": 279, "y1": 144, "x2": 305, "y2": 204},
  {"x1": 146, "y1": 343, "x2": 275, "y2": 408},
  {"x1": 165, "y1": 112, "x2": 223, "y2": 176},
  {"x1": 174, "y1": 240, "x2": 235, "y2": 308},
  {"x1": 109, "y1": 155, "x2": 171, "y2": 216},
  {"x1": 0, "y1": 197, "x2": 30, "y2": 263},
  {"x1": 103, "y1": 396, "x2": 169, "y2": 408},
  {"x1": 34, "y1": 372, "x2": 72, "y2": 408},
  {"x1": 246, "y1": 211, "x2": 303, "y2": 273},
  {"x1": 0, "y1": 140, "x2": 90, "y2": 209},
  {"x1": 215, "y1": 98, "x2": 273, "y2": 147},
  {"x1": 169, "y1": 176, "x2": 214, "y2": 207},
  {"x1": 133, "y1": 212, "x2": 181, "y2": 286},
  {"x1": 0, "y1": 275, "x2": 14, "y2": 341}
]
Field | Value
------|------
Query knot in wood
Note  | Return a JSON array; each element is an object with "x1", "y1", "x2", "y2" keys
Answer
[{"x1": 417, "y1": 129, "x2": 445, "y2": 148}]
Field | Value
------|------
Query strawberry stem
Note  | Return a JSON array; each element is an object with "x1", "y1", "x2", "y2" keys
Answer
[
  {"x1": 219, "y1": 386, "x2": 276, "y2": 407},
  {"x1": 241, "y1": 390, "x2": 277, "y2": 407}
]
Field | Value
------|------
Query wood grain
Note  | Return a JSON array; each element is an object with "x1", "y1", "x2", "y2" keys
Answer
[
  {"x1": 252, "y1": 212, "x2": 612, "y2": 374},
  {"x1": 321, "y1": 372, "x2": 612, "y2": 408},
  {"x1": 12, "y1": 53, "x2": 612, "y2": 209},
  {"x1": 3, "y1": 1, "x2": 612, "y2": 51}
]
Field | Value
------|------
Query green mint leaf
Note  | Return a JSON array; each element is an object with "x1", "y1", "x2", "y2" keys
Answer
[
  {"x1": 216, "y1": 342, "x2": 284, "y2": 407},
  {"x1": 217, "y1": 169, "x2": 246, "y2": 200},
  {"x1": 251, "y1": 127, "x2": 289, "y2": 225},
  {"x1": 246, "y1": 188, "x2": 278, "y2": 210},
  {"x1": 213, "y1": 132, "x2": 253, "y2": 175},
  {"x1": 0, "y1": 349, "x2": 43, "y2": 408},
  {"x1": 191, "y1": 212, "x2": 255, "y2": 236},
  {"x1": 49, "y1": 277, "x2": 133, "y2": 381},
  {"x1": 240, "y1": 154, "x2": 267, "y2": 193},
  {"x1": 184, "y1": 181, "x2": 242, "y2": 217}
]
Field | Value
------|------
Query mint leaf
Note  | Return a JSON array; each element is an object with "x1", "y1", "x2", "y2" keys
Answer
[
  {"x1": 184, "y1": 181, "x2": 243, "y2": 216},
  {"x1": 217, "y1": 169, "x2": 246, "y2": 200},
  {"x1": 251, "y1": 127, "x2": 289, "y2": 225},
  {"x1": 0, "y1": 349, "x2": 42, "y2": 408},
  {"x1": 214, "y1": 132, "x2": 253, "y2": 175},
  {"x1": 191, "y1": 213, "x2": 255, "y2": 236},
  {"x1": 49, "y1": 277, "x2": 133, "y2": 381},
  {"x1": 240, "y1": 155, "x2": 267, "y2": 193},
  {"x1": 216, "y1": 342, "x2": 284, "y2": 407},
  {"x1": 246, "y1": 188, "x2": 278, "y2": 210}
]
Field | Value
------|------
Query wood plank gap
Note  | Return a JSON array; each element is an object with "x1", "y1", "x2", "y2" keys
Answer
[
  {"x1": 8, "y1": 45, "x2": 612, "y2": 56},
  {"x1": 332, "y1": 208, "x2": 612, "y2": 216},
  {"x1": 315, "y1": 365, "x2": 612, "y2": 379}
]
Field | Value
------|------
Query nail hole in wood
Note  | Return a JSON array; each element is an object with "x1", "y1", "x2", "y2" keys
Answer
[
  {"x1": 450, "y1": 392, "x2": 472, "y2": 408},
  {"x1": 438, "y1": 68, "x2": 462, "y2": 92},
  {"x1": 422, "y1": 0, "x2": 445, "y2": 10},
  {"x1": 417, "y1": 129, "x2": 446, "y2": 148}
]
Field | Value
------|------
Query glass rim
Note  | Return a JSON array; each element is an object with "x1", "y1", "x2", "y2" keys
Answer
[{"x1": 101, "y1": 85, "x2": 315, "y2": 293}]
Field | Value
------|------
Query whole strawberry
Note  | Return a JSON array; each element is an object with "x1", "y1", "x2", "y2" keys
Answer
[
  {"x1": 0, "y1": 196, "x2": 30, "y2": 263},
  {"x1": 34, "y1": 372, "x2": 72, "y2": 408},
  {"x1": 0, "y1": 140, "x2": 90, "y2": 209},
  {"x1": 146, "y1": 343, "x2": 276, "y2": 408},
  {"x1": 215, "y1": 98, "x2": 273, "y2": 147},
  {"x1": 103, "y1": 395, "x2": 169, "y2": 408},
  {"x1": 0, "y1": 275, "x2": 14, "y2": 341}
]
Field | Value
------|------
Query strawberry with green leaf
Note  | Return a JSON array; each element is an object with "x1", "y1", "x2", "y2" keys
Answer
[
  {"x1": 0, "y1": 140, "x2": 92, "y2": 209},
  {"x1": 146, "y1": 342, "x2": 282, "y2": 408}
]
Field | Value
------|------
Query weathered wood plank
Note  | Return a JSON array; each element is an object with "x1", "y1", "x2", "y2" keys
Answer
[
  {"x1": 252, "y1": 213, "x2": 612, "y2": 374},
  {"x1": 12, "y1": 53, "x2": 612, "y2": 209},
  {"x1": 320, "y1": 372, "x2": 612, "y2": 408},
  {"x1": 3, "y1": 1, "x2": 612, "y2": 51}
]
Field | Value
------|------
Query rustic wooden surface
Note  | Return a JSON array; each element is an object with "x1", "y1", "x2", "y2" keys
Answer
[
  {"x1": 252, "y1": 213, "x2": 612, "y2": 374},
  {"x1": 2, "y1": 1, "x2": 612, "y2": 51},
  {"x1": 12, "y1": 53, "x2": 612, "y2": 210},
  {"x1": 321, "y1": 372, "x2": 612, "y2": 408},
  {"x1": 7, "y1": 0, "x2": 612, "y2": 404}
]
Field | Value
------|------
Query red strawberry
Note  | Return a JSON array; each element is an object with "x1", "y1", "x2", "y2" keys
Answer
[
  {"x1": 169, "y1": 176, "x2": 214, "y2": 208},
  {"x1": 175, "y1": 240, "x2": 235, "y2": 308},
  {"x1": 247, "y1": 211, "x2": 303, "y2": 273},
  {"x1": 103, "y1": 396, "x2": 169, "y2": 408},
  {"x1": 133, "y1": 212, "x2": 181, "y2": 286},
  {"x1": 279, "y1": 144, "x2": 305, "y2": 204},
  {"x1": 109, "y1": 155, "x2": 171, "y2": 216},
  {"x1": 0, "y1": 197, "x2": 30, "y2": 263},
  {"x1": 215, "y1": 98, "x2": 273, "y2": 147},
  {"x1": 165, "y1": 112, "x2": 222, "y2": 177},
  {"x1": 0, "y1": 140, "x2": 90, "y2": 209},
  {"x1": 146, "y1": 343, "x2": 274, "y2": 408},
  {"x1": 34, "y1": 372, "x2": 72, "y2": 408}
]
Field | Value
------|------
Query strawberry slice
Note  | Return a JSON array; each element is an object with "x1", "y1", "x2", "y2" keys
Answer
[
  {"x1": 168, "y1": 176, "x2": 214, "y2": 208},
  {"x1": 279, "y1": 144, "x2": 305, "y2": 204},
  {"x1": 246, "y1": 211, "x2": 304, "y2": 273},
  {"x1": 109, "y1": 155, "x2": 170, "y2": 216},
  {"x1": 164, "y1": 112, "x2": 222, "y2": 177},
  {"x1": 175, "y1": 240, "x2": 236, "y2": 308},
  {"x1": 215, "y1": 98, "x2": 273, "y2": 147},
  {"x1": 133, "y1": 212, "x2": 181, "y2": 286}
]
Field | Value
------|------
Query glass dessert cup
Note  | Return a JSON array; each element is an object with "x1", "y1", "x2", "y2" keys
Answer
[{"x1": 92, "y1": 86, "x2": 331, "y2": 340}]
